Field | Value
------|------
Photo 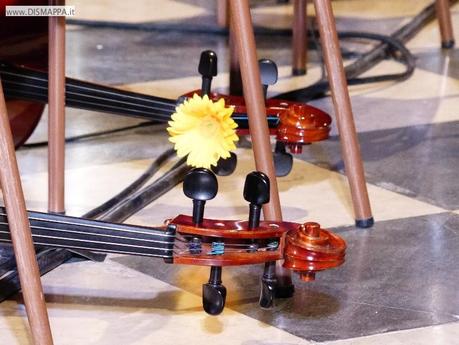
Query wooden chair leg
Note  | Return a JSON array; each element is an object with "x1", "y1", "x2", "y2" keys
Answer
[
  {"x1": 292, "y1": 0, "x2": 308, "y2": 75},
  {"x1": 0, "y1": 82, "x2": 54, "y2": 345},
  {"x1": 217, "y1": 0, "x2": 229, "y2": 28},
  {"x1": 313, "y1": 0, "x2": 373, "y2": 228},
  {"x1": 435, "y1": 0, "x2": 455, "y2": 48},
  {"x1": 229, "y1": 0, "x2": 282, "y2": 221},
  {"x1": 229, "y1": 0, "x2": 294, "y2": 295},
  {"x1": 48, "y1": 1, "x2": 66, "y2": 214}
]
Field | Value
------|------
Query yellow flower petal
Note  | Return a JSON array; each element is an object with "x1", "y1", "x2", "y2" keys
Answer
[{"x1": 167, "y1": 94, "x2": 239, "y2": 168}]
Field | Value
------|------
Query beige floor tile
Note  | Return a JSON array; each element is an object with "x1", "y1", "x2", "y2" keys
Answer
[
  {"x1": 0, "y1": 259, "x2": 310, "y2": 345},
  {"x1": 406, "y1": 6, "x2": 459, "y2": 50},
  {"x1": 252, "y1": 0, "x2": 433, "y2": 28},
  {"x1": 324, "y1": 322, "x2": 459, "y2": 345},
  {"x1": 351, "y1": 61, "x2": 459, "y2": 102}
]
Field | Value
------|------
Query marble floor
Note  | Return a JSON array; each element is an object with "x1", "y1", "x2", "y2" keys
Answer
[{"x1": 1, "y1": 0, "x2": 459, "y2": 344}]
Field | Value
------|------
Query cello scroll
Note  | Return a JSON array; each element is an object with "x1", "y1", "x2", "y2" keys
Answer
[{"x1": 166, "y1": 168, "x2": 346, "y2": 314}]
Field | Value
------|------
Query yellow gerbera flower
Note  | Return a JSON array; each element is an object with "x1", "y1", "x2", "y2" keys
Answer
[{"x1": 167, "y1": 94, "x2": 239, "y2": 169}]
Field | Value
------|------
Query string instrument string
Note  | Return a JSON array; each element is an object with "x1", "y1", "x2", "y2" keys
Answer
[
  {"x1": 0, "y1": 209, "x2": 275, "y2": 259},
  {"x1": 0, "y1": 64, "x2": 279, "y2": 126}
]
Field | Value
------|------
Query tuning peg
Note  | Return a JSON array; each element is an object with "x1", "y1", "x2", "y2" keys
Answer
[
  {"x1": 258, "y1": 59, "x2": 278, "y2": 99},
  {"x1": 183, "y1": 168, "x2": 218, "y2": 225},
  {"x1": 199, "y1": 50, "x2": 218, "y2": 96},
  {"x1": 202, "y1": 266, "x2": 227, "y2": 315},
  {"x1": 211, "y1": 152, "x2": 237, "y2": 176},
  {"x1": 243, "y1": 172, "x2": 270, "y2": 229},
  {"x1": 259, "y1": 262, "x2": 277, "y2": 309},
  {"x1": 273, "y1": 142, "x2": 293, "y2": 177}
]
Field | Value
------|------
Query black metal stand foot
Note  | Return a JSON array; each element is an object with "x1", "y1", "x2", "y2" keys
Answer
[
  {"x1": 292, "y1": 68, "x2": 306, "y2": 76},
  {"x1": 441, "y1": 39, "x2": 455, "y2": 49},
  {"x1": 355, "y1": 217, "x2": 374, "y2": 228}
]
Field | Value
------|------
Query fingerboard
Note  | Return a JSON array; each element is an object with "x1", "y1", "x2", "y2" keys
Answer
[{"x1": 0, "y1": 207, "x2": 175, "y2": 258}]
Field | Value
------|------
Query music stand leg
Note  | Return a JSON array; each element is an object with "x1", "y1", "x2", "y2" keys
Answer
[
  {"x1": 435, "y1": 0, "x2": 455, "y2": 48},
  {"x1": 313, "y1": 0, "x2": 373, "y2": 228},
  {"x1": 48, "y1": 1, "x2": 66, "y2": 214},
  {"x1": 292, "y1": 0, "x2": 308, "y2": 76},
  {"x1": 229, "y1": 0, "x2": 294, "y2": 295}
]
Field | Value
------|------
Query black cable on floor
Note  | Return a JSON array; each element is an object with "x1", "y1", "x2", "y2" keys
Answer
[
  {"x1": 276, "y1": 30, "x2": 416, "y2": 101},
  {"x1": 100, "y1": 157, "x2": 189, "y2": 223},
  {"x1": 277, "y1": 0, "x2": 451, "y2": 102},
  {"x1": 67, "y1": 18, "x2": 292, "y2": 36},
  {"x1": 83, "y1": 148, "x2": 176, "y2": 219}
]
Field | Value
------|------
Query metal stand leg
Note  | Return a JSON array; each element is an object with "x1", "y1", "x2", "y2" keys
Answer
[
  {"x1": 0, "y1": 82, "x2": 54, "y2": 345},
  {"x1": 292, "y1": 0, "x2": 308, "y2": 75},
  {"x1": 229, "y1": 0, "x2": 294, "y2": 295},
  {"x1": 48, "y1": 1, "x2": 66, "y2": 214},
  {"x1": 435, "y1": 0, "x2": 455, "y2": 48},
  {"x1": 313, "y1": 0, "x2": 373, "y2": 228}
]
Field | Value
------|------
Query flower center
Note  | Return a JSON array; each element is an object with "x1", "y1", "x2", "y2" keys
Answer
[{"x1": 199, "y1": 115, "x2": 219, "y2": 137}]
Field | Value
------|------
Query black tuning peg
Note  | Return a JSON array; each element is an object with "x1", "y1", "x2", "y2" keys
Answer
[
  {"x1": 243, "y1": 172, "x2": 270, "y2": 229},
  {"x1": 211, "y1": 152, "x2": 237, "y2": 176},
  {"x1": 202, "y1": 266, "x2": 227, "y2": 315},
  {"x1": 183, "y1": 168, "x2": 218, "y2": 225},
  {"x1": 199, "y1": 50, "x2": 218, "y2": 96},
  {"x1": 258, "y1": 59, "x2": 278, "y2": 99},
  {"x1": 259, "y1": 262, "x2": 277, "y2": 309},
  {"x1": 273, "y1": 142, "x2": 293, "y2": 177}
]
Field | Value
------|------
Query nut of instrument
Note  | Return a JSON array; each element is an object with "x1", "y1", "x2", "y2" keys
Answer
[
  {"x1": 276, "y1": 104, "x2": 332, "y2": 152},
  {"x1": 283, "y1": 222, "x2": 346, "y2": 281}
]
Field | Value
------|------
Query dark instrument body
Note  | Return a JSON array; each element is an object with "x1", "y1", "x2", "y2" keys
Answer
[{"x1": 0, "y1": 0, "x2": 47, "y2": 146}]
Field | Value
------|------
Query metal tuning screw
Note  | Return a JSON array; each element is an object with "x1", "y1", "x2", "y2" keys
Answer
[
  {"x1": 183, "y1": 168, "x2": 218, "y2": 225},
  {"x1": 243, "y1": 171, "x2": 270, "y2": 229},
  {"x1": 198, "y1": 50, "x2": 218, "y2": 96},
  {"x1": 258, "y1": 58, "x2": 278, "y2": 99}
]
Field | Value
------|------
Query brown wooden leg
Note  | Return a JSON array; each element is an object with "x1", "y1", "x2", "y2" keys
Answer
[
  {"x1": 229, "y1": 0, "x2": 282, "y2": 221},
  {"x1": 217, "y1": 0, "x2": 229, "y2": 28},
  {"x1": 292, "y1": 0, "x2": 308, "y2": 75},
  {"x1": 0, "y1": 82, "x2": 54, "y2": 345},
  {"x1": 313, "y1": 0, "x2": 373, "y2": 228},
  {"x1": 229, "y1": 0, "x2": 293, "y2": 296},
  {"x1": 435, "y1": 0, "x2": 455, "y2": 48},
  {"x1": 48, "y1": 2, "x2": 66, "y2": 214}
]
